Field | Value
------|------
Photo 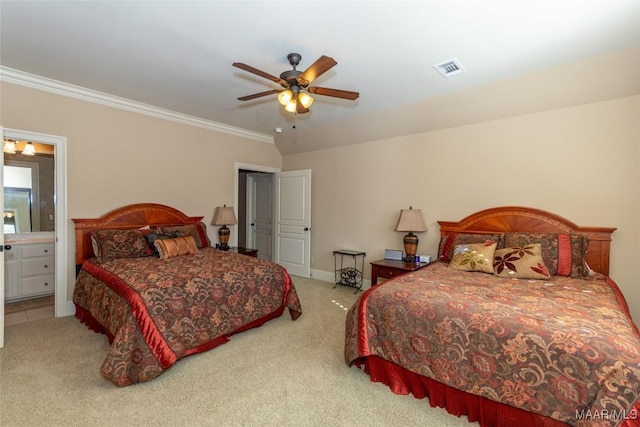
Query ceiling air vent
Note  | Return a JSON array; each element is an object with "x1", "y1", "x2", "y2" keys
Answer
[{"x1": 433, "y1": 59, "x2": 465, "y2": 78}]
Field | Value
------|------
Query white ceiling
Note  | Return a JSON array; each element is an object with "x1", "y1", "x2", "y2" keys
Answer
[{"x1": 1, "y1": 1, "x2": 639, "y2": 155}]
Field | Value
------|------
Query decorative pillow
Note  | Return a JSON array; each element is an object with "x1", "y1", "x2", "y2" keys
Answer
[
  {"x1": 449, "y1": 242, "x2": 497, "y2": 273},
  {"x1": 493, "y1": 244, "x2": 551, "y2": 279},
  {"x1": 439, "y1": 233, "x2": 503, "y2": 262},
  {"x1": 91, "y1": 229, "x2": 154, "y2": 263},
  {"x1": 154, "y1": 235, "x2": 199, "y2": 260},
  {"x1": 560, "y1": 234, "x2": 590, "y2": 278},
  {"x1": 145, "y1": 232, "x2": 179, "y2": 256},
  {"x1": 503, "y1": 232, "x2": 590, "y2": 277},
  {"x1": 157, "y1": 222, "x2": 211, "y2": 249},
  {"x1": 503, "y1": 233, "x2": 559, "y2": 275}
]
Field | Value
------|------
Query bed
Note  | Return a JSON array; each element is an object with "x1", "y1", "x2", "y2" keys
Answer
[
  {"x1": 72, "y1": 203, "x2": 301, "y2": 386},
  {"x1": 345, "y1": 206, "x2": 640, "y2": 427}
]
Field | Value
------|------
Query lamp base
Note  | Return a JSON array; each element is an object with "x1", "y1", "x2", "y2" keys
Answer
[
  {"x1": 403, "y1": 232, "x2": 419, "y2": 263},
  {"x1": 218, "y1": 225, "x2": 230, "y2": 251}
]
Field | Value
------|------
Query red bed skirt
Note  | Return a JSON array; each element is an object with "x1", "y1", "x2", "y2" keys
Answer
[
  {"x1": 360, "y1": 356, "x2": 640, "y2": 426},
  {"x1": 360, "y1": 355, "x2": 567, "y2": 427}
]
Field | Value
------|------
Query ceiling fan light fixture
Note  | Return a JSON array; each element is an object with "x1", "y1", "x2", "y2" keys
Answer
[
  {"x1": 284, "y1": 100, "x2": 297, "y2": 113},
  {"x1": 278, "y1": 89, "x2": 293, "y2": 106},
  {"x1": 298, "y1": 92, "x2": 314, "y2": 109}
]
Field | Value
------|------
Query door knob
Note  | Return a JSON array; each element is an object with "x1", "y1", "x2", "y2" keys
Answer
[
  {"x1": 304, "y1": 227, "x2": 310, "y2": 231},
  {"x1": 250, "y1": 223, "x2": 255, "y2": 226}
]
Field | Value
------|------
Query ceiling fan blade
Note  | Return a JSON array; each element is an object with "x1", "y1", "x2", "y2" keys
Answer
[
  {"x1": 232, "y1": 62, "x2": 287, "y2": 86},
  {"x1": 308, "y1": 86, "x2": 360, "y2": 100},
  {"x1": 297, "y1": 55, "x2": 337, "y2": 86},
  {"x1": 296, "y1": 101, "x2": 309, "y2": 115},
  {"x1": 237, "y1": 89, "x2": 281, "y2": 101}
]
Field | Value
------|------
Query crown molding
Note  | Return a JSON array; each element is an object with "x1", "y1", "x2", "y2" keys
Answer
[{"x1": 0, "y1": 66, "x2": 274, "y2": 144}]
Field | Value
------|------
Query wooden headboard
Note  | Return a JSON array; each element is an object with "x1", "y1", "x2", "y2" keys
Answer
[
  {"x1": 438, "y1": 206, "x2": 616, "y2": 275},
  {"x1": 72, "y1": 203, "x2": 204, "y2": 267}
]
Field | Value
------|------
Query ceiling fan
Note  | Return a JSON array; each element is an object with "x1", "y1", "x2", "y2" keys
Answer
[{"x1": 233, "y1": 53, "x2": 359, "y2": 114}]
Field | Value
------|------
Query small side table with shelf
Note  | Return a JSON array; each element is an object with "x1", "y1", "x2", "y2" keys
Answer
[{"x1": 333, "y1": 250, "x2": 366, "y2": 293}]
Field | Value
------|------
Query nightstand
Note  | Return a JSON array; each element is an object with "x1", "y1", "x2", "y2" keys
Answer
[
  {"x1": 227, "y1": 247, "x2": 258, "y2": 258},
  {"x1": 370, "y1": 259, "x2": 430, "y2": 286}
]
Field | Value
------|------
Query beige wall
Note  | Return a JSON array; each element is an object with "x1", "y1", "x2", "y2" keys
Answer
[
  {"x1": 283, "y1": 95, "x2": 640, "y2": 322},
  {"x1": 1, "y1": 82, "x2": 283, "y2": 302},
  {"x1": 2, "y1": 81, "x2": 639, "y2": 324}
]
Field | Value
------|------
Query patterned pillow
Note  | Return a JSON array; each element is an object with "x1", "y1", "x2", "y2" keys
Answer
[
  {"x1": 493, "y1": 244, "x2": 551, "y2": 279},
  {"x1": 449, "y1": 242, "x2": 497, "y2": 274},
  {"x1": 564, "y1": 234, "x2": 590, "y2": 278},
  {"x1": 439, "y1": 233, "x2": 503, "y2": 262},
  {"x1": 145, "y1": 232, "x2": 179, "y2": 256},
  {"x1": 157, "y1": 222, "x2": 211, "y2": 249},
  {"x1": 91, "y1": 229, "x2": 154, "y2": 263},
  {"x1": 503, "y1": 233, "x2": 559, "y2": 275},
  {"x1": 503, "y1": 232, "x2": 589, "y2": 277},
  {"x1": 154, "y1": 235, "x2": 199, "y2": 260}
]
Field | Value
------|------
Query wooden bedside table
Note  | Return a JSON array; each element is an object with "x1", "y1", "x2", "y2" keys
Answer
[
  {"x1": 227, "y1": 247, "x2": 258, "y2": 258},
  {"x1": 370, "y1": 259, "x2": 430, "y2": 286}
]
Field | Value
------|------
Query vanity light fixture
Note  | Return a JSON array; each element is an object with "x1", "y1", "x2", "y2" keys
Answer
[
  {"x1": 3, "y1": 139, "x2": 17, "y2": 154},
  {"x1": 21, "y1": 141, "x2": 36, "y2": 156}
]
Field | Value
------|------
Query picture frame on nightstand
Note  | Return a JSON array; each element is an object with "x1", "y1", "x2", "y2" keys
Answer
[{"x1": 384, "y1": 249, "x2": 403, "y2": 261}]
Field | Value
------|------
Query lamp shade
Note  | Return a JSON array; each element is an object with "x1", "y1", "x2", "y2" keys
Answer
[
  {"x1": 21, "y1": 141, "x2": 36, "y2": 156},
  {"x1": 394, "y1": 207, "x2": 427, "y2": 233},
  {"x1": 297, "y1": 92, "x2": 314, "y2": 108},
  {"x1": 278, "y1": 89, "x2": 293, "y2": 106},
  {"x1": 211, "y1": 205, "x2": 238, "y2": 226},
  {"x1": 4, "y1": 139, "x2": 16, "y2": 154}
]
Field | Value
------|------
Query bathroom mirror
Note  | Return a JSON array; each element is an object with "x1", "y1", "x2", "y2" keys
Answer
[
  {"x1": 3, "y1": 188, "x2": 32, "y2": 233},
  {"x1": 3, "y1": 143, "x2": 55, "y2": 234}
]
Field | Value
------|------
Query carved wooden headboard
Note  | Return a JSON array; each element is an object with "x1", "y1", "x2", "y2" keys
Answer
[
  {"x1": 438, "y1": 206, "x2": 616, "y2": 275},
  {"x1": 72, "y1": 203, "x2": 204, "y2": 267}
]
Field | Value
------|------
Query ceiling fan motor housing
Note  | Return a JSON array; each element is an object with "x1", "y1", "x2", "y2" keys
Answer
[
  {"x1": 287, "y1": 53, "x2": 302, "y2": 67},
  {"x1": 280, "y1": 70, "x2": 303, "y2": 88}
]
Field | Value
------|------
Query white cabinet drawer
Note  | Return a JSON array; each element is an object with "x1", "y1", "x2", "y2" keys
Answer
[
  {"x1": 21, "y1": 275, "x2": 55, "y2": 297},
  {"x1": 21, "y1": 244, "x2": 55, "y2": 258},
  {"x1": 21, "y1": 256, "x2": 55, "y2": 277}
]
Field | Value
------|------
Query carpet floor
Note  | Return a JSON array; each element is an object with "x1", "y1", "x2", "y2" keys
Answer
[{"x1": 0, "y1": 276, "x2": 477, "y2": 427}]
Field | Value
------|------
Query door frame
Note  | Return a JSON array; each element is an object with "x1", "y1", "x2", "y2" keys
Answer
[
  {"x1": 234, "y1": 163, "x2": 280, "y2": 252},
  {"x1": 2, "y1": 128, "x2": 68, "y2": 321}
]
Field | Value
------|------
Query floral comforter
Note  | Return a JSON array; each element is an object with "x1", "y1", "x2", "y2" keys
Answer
[
  {"x1": 345, "y1": 262, "x2": 640, "y2": 426},
  {"x1": 74, "y1": 248, "x2": 301, "y2": 386}
]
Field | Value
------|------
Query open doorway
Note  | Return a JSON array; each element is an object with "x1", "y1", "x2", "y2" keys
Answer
[
  {"x1": 237, "y1": 169, "x2": 274, "y2": 261},
  {"x1": 1, "y1": 128, "x2": 68, "y2": 349},
  {"x1": 234, "y1": 163, "x2": 280, "y2": 262}
]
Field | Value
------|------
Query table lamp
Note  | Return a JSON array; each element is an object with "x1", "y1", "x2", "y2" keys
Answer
[
  {"x1": 211, "y1": 205, "x2": 238, "y2": 250},
  {"x1": 394, "y1": 206, "x2": 427, "y2": 262}
]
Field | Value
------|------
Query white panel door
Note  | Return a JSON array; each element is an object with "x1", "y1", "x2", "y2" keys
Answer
[
  {"x1": 274, "y1": 169, "x2": 311, "y2": 277},
  {"x1": 247, "y1": 173, "x2": 273, "y2": 261}
]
